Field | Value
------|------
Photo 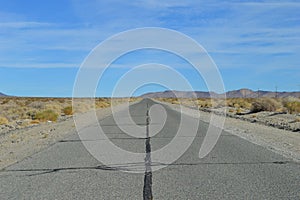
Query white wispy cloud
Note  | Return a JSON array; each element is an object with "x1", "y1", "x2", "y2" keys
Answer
[
  {"x1": 0, "y1": 62, "x2": 78, "y2": 68},
  {"x1": 0, "y1": 0, "x2": 299, "y2": 72},
  {"x1": 0, "y1": 21, "x2": 53, "y2": 28}
]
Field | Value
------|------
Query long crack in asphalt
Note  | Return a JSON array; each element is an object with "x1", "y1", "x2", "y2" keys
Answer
[{"x1": 143, "y1": 103, "x2": 153, "y2": 200}]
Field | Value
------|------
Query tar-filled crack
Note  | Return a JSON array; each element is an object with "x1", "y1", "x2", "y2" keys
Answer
[{"x1": 143, "y1": 102, "x2": 153, "y2": 200}]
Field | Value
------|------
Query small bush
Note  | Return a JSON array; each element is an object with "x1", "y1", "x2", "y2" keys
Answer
[
  {"x1": 197, "y1": 99, "x2": 213, "y2": 108},
  {"x1": 228, "y1": 108, "x2": 235, "y2": 113},
  {"x1": 1, "y1": 99, "x2": 9, "y2": 105},
  {"x1": 35, "y1": 110, "x2": 58, "y2": 122},
  {"x1": 0, "y1": 116, "x2": 9, "y2": 125},
  {"x1": 30, "y1": 119, "x2": 40, "y2": 124},
  {"x1": 95, "y1": 101, "x2": 110, "y2": 109},
  {"x1": 251, "y1": 98, "x2": 282, "y2": 113},
  {"x1": 233, "y1": 103, "x2": 240, "y2": 108},
  {"x1": 58, "y1": 98, "x2": 66, "y2": 103},
  {"x1": 236, "y1": 108, "x2": 242, "y2": 114},
  {"x1": 62, "y1": 106, "x2": 73, "y2": 115},
  {"x1": 45, "y1": 103, "x2": 62, "y2": 114},
  {"x1": 28, "y1": 101, "x2": 45, "y2": 109},
  {"x1": 284, "y1": 101, "x2": 300, "y2": 114},
  {"x1": 26, "y1": 110, "x2": 37, "y2": 119},
  {"x1": 226, "y1": 98, "x2": 253, "y2": 110}
]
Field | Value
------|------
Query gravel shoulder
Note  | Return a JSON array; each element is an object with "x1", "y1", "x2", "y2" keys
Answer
[
  {"x1": 156, "y1": 100, "x2": 300, "y2": 162},
  {"x1": 0, "y1": 103, "x2": 131, "y2": 170}
]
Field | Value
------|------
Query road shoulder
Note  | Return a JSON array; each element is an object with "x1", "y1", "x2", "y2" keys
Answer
[
  {"x1": 156, "y1": 100, "x2": 300, "y2": 162},
  {"x1": 0, "y1": 102, "x2": 133, "y2": 170}
]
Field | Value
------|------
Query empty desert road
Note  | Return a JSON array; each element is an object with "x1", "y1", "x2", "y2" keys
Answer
[{"x1": 1, "y1": 99, "x2": 299, "y2": 199}]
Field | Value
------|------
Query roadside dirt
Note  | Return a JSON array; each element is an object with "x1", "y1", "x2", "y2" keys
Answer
[
  {"x1": 0, "y1": 104, "x2": 128, "y2": 170},
  {"x1": 158, "y1": 100, "x2": 300, "y2": 162}
]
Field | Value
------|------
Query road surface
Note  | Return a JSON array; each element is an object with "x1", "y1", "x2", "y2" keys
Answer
[{"x1": 0, "y1": 99, "x2": 299, "y2": 199}]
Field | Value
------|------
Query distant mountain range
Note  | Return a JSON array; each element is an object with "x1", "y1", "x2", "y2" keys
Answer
[
  {"x1": 141, "y1": 89, "x2": 300, "y2": 98},
  {"x1": 0, "y1": 92, "x2": 8, "y2": 97},
  {"x1": 1, "y1": 89, "x2": 299, "y2": 98}
]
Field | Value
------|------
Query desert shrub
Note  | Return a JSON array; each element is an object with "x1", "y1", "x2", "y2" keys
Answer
[
  {"x1": 214, "y1": 99, "x2": 226, "y2": 108},
  {"x1": 26, "y1": 110, "x2": 37, "y2": 119},
  {"x1": 0, "y1": 116, "x2": 9, "y2": 125},
  {"x1": 58, "y1": 98, "x2": 66, "y2": 103},
  {"x1": 45, "y1": 103, "x2": 62, "y2": 114},
  {"x1": 233, "y1": 103, "x2": 240, "y2": 108},
  {"x1": 240, "y1": 99, "x2": 253, "y2": 110},
  {"x1": 284, "y1": 101, "x2": 300, "y2": 114},
  {"x1": 236, "y1": 108, "x2": 242, "y2": 114},
  {"x1": 6, "y1": 107, "x2": 29, "y2": 120},
  {"x1": 16, "y1": 100, "x2": 27, "y2": 106},
  {"x1": 1, "y1": 99, "x2": 10, "y2": 105},
  {"x1": 203, "y1": 101, "x2": 213, "y2": 108},
  {"x1": 35, "y1": 110, "x2": 58, "y2": 122},
  {"x1": 30, "y1": 119, "x2": 40, "y2": 124},
  {"x1": 228, "y1": 108, "x2": 235, "y2": 113},
  {"x1": 73, "y1": 99, "x2": 95, "y2": 113},
  {"x1": 62, "y1": 106, "x2": 73, "y2": 115},
  {"x1": 24, "y1": 99, "x2": 33, "y2": 106},
  {"x1": 171, "y1": 100, "x2": 179, "y2": 104},
  {"x1": 251, "y1": 98, "x2": 282, "y2": 113},
  {"x1": 197, "y1": 99, "x2": 213, "y2": 108},
  {"x1": 28, "y1": 101, "x2": 45, "y2": 109},
  {"x1": 129, "y1": 97, "x2": 141, "y2": 102},
  {"x1": 226, "y1": 98, "x2": 253, "y2": 110},
  {"x1": 95, "y1": 101, "x2": 110, "y2": 109}
]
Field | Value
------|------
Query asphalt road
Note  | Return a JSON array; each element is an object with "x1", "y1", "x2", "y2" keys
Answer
[{"x1": 1, "y1": 99, "x2": 299, "y2": 199}]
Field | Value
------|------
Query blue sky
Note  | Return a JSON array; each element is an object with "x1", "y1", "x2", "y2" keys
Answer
[{"x1": 0, "y1": 0, "x2": 299, "y2": 97}]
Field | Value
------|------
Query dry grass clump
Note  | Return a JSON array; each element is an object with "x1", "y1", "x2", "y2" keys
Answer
[
  {"x1": 28, "y1": 101, "x2": 45, "y2": 109},
  {"x1": 228, "y1": 108, "x2": 235, "y2": 113},
  {"x1": 95, "y1": 99, "x2": 111, "y2": 109},
  {"x1": 197, "y1": 98, "x2": 213, "y2": 108},
  {"x1": 1, "y1": 98, "x2": 10, "y2": 105},
  {"x1": 129, "y1": 97, "x2": 142, "y2": 102},
  {"x1": 226, "y1": 98, "x2": 253, "y2": 110},
  {"x1": 0, "y1": 116, "x2": 9, "y2": 125},
  {"x1": 35, "y1": 110, "x2": 59, "y2": 122},
  {"x1": 294, "y1": 117, "x2": 300, "y2": 122},
  {"x1": 236, "y1": 107, "x2": 242, "y2": 114},
  {"x1": 284, "y1": 101, "x2": 300, "y2": 114},
  {"x1": 62, "y1": 106, "x2": 73, "y2": 115},
  {"x1": 30, "y1": 119, "x2": 40, "y2": 124},
  {"x1": 45, "y1": 103, "x2": 62, "y2": 114},
  {"x1": 72, "y1": 99, "x2": 95, "y2": 113},
  {"x1": 251, "y1": 98, "x2": 282, "y2": 113}
]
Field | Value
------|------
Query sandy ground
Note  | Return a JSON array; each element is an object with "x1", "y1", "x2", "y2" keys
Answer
[
  {"x1": 156, "y1": 100, "x2": 300, "y2": 162},
  {"x1": 1, "y1": 99, "x2": 300, "y2": 170}
]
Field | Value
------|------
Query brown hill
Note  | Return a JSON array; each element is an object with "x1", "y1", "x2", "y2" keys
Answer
[
  {"x1": 0, "y1": 92, "x2": 8, "y2": 97},
  {"x1": 141, "y1": 89, "x2": 300, "y2": 98}
]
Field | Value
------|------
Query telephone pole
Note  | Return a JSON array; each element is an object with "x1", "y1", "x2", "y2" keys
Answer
[{"x1": 275, "y1": 85, "x2": 278, "y2": 98}]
